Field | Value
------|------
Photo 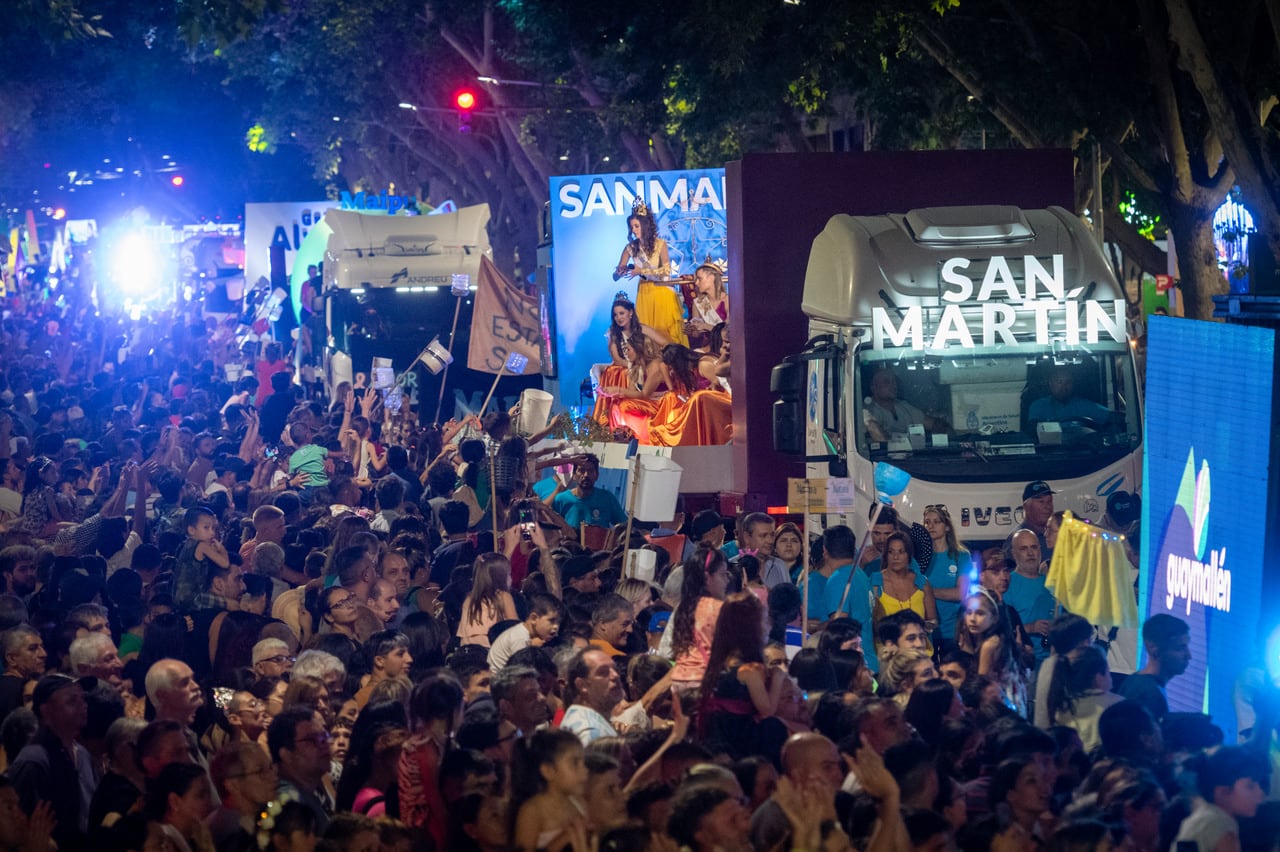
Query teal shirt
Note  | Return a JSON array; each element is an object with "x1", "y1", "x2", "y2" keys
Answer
[
  {"x1": 927, "y1": 550, "x2": 971, "y2": 641},
  {"x1": 552, "y1": 487, "x2": 627, "y2": 529},
  {"x1": 820, "y1": 564, "x2": 880, "y2": 672}
]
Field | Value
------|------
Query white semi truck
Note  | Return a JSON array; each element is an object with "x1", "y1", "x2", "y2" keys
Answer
[
  {"x1": 773, "y1": 205, "x2": 1142, "y2": 545},
  {"x1": 321, "y1": 204, "x2": 491, "y2": 388}
]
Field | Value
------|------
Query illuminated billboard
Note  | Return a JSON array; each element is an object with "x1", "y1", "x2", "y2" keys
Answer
[
  {"x1": 1140, "y1": 316, "x2": 1272, "y2": 740},
  {"x1": 548, "y1": 169, "x2": 727, "y2": 409}
]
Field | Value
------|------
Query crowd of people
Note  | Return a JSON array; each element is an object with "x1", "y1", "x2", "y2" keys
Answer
[{"x1": 0, "y1": 276, "x2": 1274, "y2": 852}]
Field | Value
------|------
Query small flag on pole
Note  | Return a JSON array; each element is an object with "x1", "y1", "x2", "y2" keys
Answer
[{"x1": 505, "y1": 352, "x2": 529, "y2": 375}]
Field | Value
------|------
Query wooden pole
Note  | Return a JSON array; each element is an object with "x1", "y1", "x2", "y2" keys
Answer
[
  {"x1": 432, "y1": 295, "x2": 465, "y2": 424},
  {"x1": 801, "y1": 507, "x2": 811, "y2": 644},
  {"x1": 479, "y1": 364, "x2": 507, "y2": 417},
  {"x1": 489, "y1": 441, "x2": 500, "y2": 551},
  {"x1": 836, "y1": 501, "x2": 884, "y2": 616},
  {"x1": 621, "y1": 455, "x2": 642, "y2": 578}
]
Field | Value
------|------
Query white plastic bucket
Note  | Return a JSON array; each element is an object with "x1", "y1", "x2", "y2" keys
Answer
[
  {"x1": 631, "y1": 454, "x2": 684, "y2": 522},
  {"x1": 519, "y1": 389, "x2": 554, "y2": 436},
  {"x1": 422, "y1": 338, "x2": 453, "y2": 375},
  {"x1": 625, "y1": 548, "x2": 656, "y2": 584}
]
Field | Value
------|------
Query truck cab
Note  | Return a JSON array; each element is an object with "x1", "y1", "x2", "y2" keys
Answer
[
  {"x1": 774, "y1": 205, "x2": 1142, "y2": 545},
  {"x1": 321, "y1": 204, "x2": 491, "y2": 388}
]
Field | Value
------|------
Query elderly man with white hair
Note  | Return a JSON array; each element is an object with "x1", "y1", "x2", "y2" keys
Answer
[
  {"x1": 68, "y1": 633, "x2": 125, "y2": 687},
  {"x1": 291, "y1": 650, "x2": 346, "y2": 698},
  {"x1": 252, "y1": 638, "x2": 294, "y2": 679},
  {"x1": 144, "y1": 658, "x2": 213, "y2": 775}
]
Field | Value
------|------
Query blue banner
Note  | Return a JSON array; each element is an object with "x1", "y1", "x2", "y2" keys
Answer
[
  {"x1": 1141, "y1": 316, "x2": 1272, "y2": 740},
  {"x1": 548, "y1": 169, "x2": 727, "y2": 410}
]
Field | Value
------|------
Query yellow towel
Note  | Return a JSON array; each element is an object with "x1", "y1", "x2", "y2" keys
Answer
[{"x1": 1045, "y1": 511, "x2": 1140, "y2": 628}]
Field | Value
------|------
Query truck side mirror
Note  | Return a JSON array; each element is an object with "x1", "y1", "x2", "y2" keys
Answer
[{"x1": 771, "y1": 359, "x2": 804, "y2": 455}]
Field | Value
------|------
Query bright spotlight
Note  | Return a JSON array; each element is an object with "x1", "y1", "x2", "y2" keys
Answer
[
  {"x1": 171, "y1": 175, "x2": 184, "y2": 187},
  {"x1": 109, "y1": 232, "x2": 162, "y2": 297}
]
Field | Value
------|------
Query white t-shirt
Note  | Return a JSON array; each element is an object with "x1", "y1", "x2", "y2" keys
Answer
[
  {"x1": 488, "y1": 623, "x2": 531, "y2": 672},
  {"x1": 1173, "y1": 800, "x2": 1239, "y2": 852}
]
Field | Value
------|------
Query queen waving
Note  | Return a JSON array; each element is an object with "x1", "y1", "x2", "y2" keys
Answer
[{"x1": 614, "y1": 200, "x2": 689, "y2": 345}]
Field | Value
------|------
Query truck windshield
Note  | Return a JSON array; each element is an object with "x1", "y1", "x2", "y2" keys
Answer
[{"x1": 854, "y1": 343, "x2": 1140, "y2": 483}]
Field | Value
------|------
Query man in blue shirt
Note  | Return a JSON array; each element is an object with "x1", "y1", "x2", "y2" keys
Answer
[
  {"x1": 1027, "y1": 367, "x2": 1114, "y2": 427},
  {"x1": 817, "y1": 525, "x2": 879, "y2": 671},
  {"x1": 549, "y1": 455, "x2": 627, "y2": 530},
  {"x1": 1004, "y1": 529, "x2": 1058, "y2": 666}
]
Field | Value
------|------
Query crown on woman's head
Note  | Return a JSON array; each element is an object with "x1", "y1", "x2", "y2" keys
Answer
[
  {"x1": 614, "y1": 290, "x2": 632, "y2": 303},
  {"x1": 631, "y1": 198, "x2": 650, "y2": 217}
]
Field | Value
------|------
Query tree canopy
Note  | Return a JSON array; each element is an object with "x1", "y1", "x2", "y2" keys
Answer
[{"x1": 7, "y1": 0, "x2": 1280, "y2": 317}]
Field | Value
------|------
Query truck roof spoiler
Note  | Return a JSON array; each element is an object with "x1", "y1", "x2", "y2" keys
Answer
[{"x1": 903, "y1": 205, "x2": 1035, "y2": 245}]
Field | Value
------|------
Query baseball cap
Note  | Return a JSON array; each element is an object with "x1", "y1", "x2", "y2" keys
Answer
[
  {"x1": 561, "y1": 555, "x2": 597, "y2": 584},
  {"x1": 1106, "y1": 490, "x2": 1140, "y2": 527},
  {"x1": 1022, "y1": 481, "x2": 1056, "y2": 502},
  {"x1": 252, "y1": 638, "x2": 291, "y2": 665},
  {"x1": 648, "y1": 610, "x2": 672, "y2": 633},
  {"x1": 31, "y1": 674, "x2": 94, "y2": 717}
]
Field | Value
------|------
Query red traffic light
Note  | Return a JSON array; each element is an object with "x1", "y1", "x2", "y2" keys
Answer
[{"x1": 454, "y1": 90, "x2": 477, "y2": 111}]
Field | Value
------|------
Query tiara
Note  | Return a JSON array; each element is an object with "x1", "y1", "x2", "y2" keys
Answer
[
  {"x1": 213, "y1": 687, "x2": 234, "y2": 712},
  {"x1": 631, "y1": 198, "x2": 650, "y2": 217},
  {"x1": 699, "y1": 255, "x2": 728, "y2": 275},
  {"x1": 613, "y1": 290, "x2": 632, "y2": 303}
]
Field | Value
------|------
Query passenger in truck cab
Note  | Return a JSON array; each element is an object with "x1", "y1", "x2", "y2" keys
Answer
[{"x1": 864, "y1": 367, "x2": 948, "y2": 441}]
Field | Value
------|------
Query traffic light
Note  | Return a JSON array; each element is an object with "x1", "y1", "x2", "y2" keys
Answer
[{"x1": 454, "y1": 89, "x2": 477, "y2": 133}]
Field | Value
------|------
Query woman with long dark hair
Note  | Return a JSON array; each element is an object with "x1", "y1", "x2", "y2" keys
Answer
[
  {"x1": 399, "y1": 670, "x2": 464, "y2": 849},
  {"x1": 613, "y1": 201, "x2": 687, "y2": 345},
  {"x1": 771, "y1": 523, "x2": 805, "y2": 584},
  {"x1": 638, "y1": 344, "x2": 733, "y2": 447},
  {"x1": 457, "y1": 553, "x2": 517, "y2": 648},
  {"x1": 903, "y1": 677, "x2": 964, "y2": 747},
  {"x1": 335, "y1": 699, "x2": 409, "y2": 816},
  {"x1": 595, "y1": 295, "x2": 671, "y2": 430},
  {"x1": 1043, "y1": 644, "x2": 1121, "y2": 753},
  {"x1": 956, "y1": 586, "x2": 1027, "y2": 715},
  {"x1": 698, "y1": 593, "x2": 790, "y2": 764},
  {"x1": 670, "y1": 545, "x2": 731, "y2": 691}
]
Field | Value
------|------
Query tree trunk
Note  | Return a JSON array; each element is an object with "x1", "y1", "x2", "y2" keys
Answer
[{"x1": 1165, "y1": 202, "x2": 1226, "y2": 320}]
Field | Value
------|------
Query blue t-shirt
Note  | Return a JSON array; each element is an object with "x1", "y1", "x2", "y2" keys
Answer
[
  {"x1": 821, "y1": 564, "x2": 879, "y2": 672},
  {"x1": 927, "y1": 550, "x2": 971, "y2": 641},
  {"x1": 552, "y1": 487, "x2": 627, "y2": 529},
  {"x1": 803, "y1": 570, "x2": 829, "y2": 621},
  {"x1": 1005, "y1": 571, "x2": 1057, "y2": 662},
  {"x1": 1027, "y1": 395, "x2": 1112, "y2": 423}
]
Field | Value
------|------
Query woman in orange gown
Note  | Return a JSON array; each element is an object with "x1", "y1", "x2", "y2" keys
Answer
[
  {"x1": 601, "y1": 342, "x2": 728, "y2": 448},
  {"x1": 592, "y1": 294, "x2": 668, "y2": 430}
]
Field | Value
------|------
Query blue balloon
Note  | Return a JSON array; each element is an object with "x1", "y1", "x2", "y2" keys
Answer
[{"x1": 874, "y1": 462, "x2": 911, "y2": 503}]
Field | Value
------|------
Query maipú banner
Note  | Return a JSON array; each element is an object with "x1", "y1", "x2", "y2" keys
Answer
[
  {"x1": 1140, "y1": 316, "x2": 1272, "y2": 741},
  {"x1": 548, "y1": 169, "x2": 727, "y2": 409}
]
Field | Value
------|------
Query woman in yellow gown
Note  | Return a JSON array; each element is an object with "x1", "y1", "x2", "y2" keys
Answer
[{"x1": 614, "y1": 202, "x2": 688, "y2": 346}]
